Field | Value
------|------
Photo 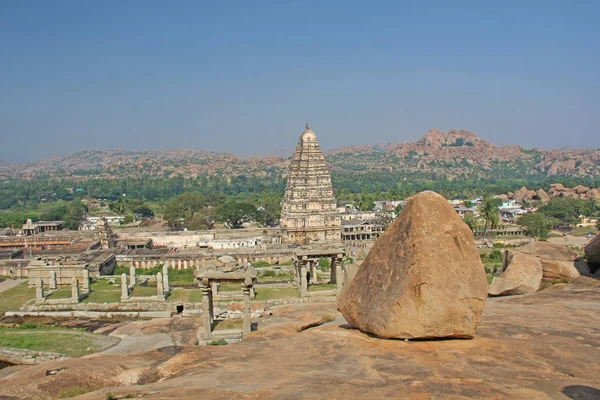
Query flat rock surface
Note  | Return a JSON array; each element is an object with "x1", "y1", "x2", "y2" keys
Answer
[{"x1": 1, "y1": 278, "x2": 599, "y2": 399}]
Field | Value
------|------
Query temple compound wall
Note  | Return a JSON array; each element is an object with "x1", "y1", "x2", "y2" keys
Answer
[
  {"x1": 280, "y1": 124, "x2": 342, "y2": 245},
  {"x1": 25, "y1": 252, "x2": 115, "y2": 286}
]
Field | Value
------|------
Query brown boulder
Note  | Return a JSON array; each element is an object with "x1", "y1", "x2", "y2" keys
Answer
[
  {"x1": 490, "y1": 252, "x2": 543, "y2": 296},
  {"x1": 517, "y1": 241, "x2": 578, "y2": 262},
  {"x1": 574, "y1": 185, "x2": 590, "y2": 195},
  {"x1": 513, "y1": 187, "x2": 536, "y2": 204},
  {"x1": 585, "y1": 232, "x2": 600, "y2": 266},
  {"x1": 535, "y1": 189, "x2": 550, "y2": 203},
  {"x1": 539, "y1": 259, "x2": 580, "y2": 285},
  {"x1": 338, "y1": 191, "x2": 488, "y2": 339},
  {"x1": 588, "y1": 188, "x2": 600, "y2": 201},
  {"x1": 512, "y1": 242, "x2": 580, "y2": 284},
  {"x1": 488, "y1": 277, "x2": 538, "y2": 296}
]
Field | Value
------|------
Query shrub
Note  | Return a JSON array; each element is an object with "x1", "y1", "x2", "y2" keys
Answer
[{"x1": 209, "y1": 339, "x2": 228, "y2": 346}]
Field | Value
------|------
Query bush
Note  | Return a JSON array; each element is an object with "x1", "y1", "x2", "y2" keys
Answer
[
  {"x1": 489, "y1": 250, "x2": 502, "y2": 262},
  {"x1": 318, "y1": 258, "x2": 330, "y2": 271},
  {"x1": 260, "y1": 270, "x2": 276, "y2": 278},
  {"x1": 253, "y1": 261, "x2": 272, "y2": 268},
  {"x1": 209, "y1": 339, "x2": 228, "y2": 346},
  {"x1": 492, "y1": 242, "x2": 505, "y2": 248}
]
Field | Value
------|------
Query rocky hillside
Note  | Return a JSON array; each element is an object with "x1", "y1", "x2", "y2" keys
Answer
[{"x1": 1, "y1": 129, "x2": 599, "y2": 181}]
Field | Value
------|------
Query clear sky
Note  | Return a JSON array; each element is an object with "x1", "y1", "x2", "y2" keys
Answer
[{"x1": 1, "y1": 1, "x2": 599, "y2": 163}]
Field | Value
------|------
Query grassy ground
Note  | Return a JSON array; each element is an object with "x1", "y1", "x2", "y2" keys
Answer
[
  {"x1": 213, "y1": 319, "x2": 243, "y2": 331},
  {"x1": 0, "y1": 326, "x2": 117, "y2": 357},
  {"x1": 308, "y1": 283, "x2": 336, "y2": 292},
  {"x1": 219, "y1": 282, "x2": 243, "y2": 292},
  {"x1": 46, "y1": 288, "x2": 73, "y2": 300},
  {"x1": 131, "y1": 285, "x2": 158, "y2": 297},
  {"x1": 254, "y1": 287, "x2": 300, "y2": 301},
  {"x1": 82, "y1": 280, "x2": 121, "y2": 303},
  {"x1": 166, "y1": 289, "x2": 203, "y2": 303},
  {"x1": 0, "y1": 282, "x2": 35, "y2": 315},
  {"x1": 257, "y1": 272, "x2": 293, "y2": 283},
  {"x1": 570, "y1": 226, "x2": 598, "y2": 237}
]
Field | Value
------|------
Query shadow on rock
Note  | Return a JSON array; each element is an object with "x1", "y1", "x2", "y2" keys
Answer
[{"x1": 562, "y1": 385, "x2": 600, "y2": 400}]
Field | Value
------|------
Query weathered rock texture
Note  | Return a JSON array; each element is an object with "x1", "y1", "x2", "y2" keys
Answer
[
  {"x1": 489, "y1": 252, "x2": 542, "y2": 296},
  {"x1": 2, "y1": 278, "x2": 600, "y2": 400},
  {"x1": 585, "y1": 232, "x2": 600, "y2": 268},
  {"x1": 490, "y1": 242, "x2": 581, "y2": 296},
  {"x1": 280, "y1": 124, "x2": 341, "y2": 244},
  {"x1": 338, "y1": 191, "x2": 488, "y2": 339}
]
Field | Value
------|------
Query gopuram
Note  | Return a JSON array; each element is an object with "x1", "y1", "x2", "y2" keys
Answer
[{"x1": 280, "y1": 123, "x2": 342, "y2": 245}]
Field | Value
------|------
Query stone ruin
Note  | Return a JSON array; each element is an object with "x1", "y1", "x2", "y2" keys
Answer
[{"x1": 194, "y1": 256, "x2": 257, "y2": 344}]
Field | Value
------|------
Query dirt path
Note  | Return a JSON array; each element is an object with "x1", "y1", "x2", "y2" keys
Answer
[{"x1": 0, "y1": 279, "x2": 26, "y2": 294}]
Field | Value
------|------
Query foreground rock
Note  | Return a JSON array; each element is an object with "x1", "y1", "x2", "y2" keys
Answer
[
  {"x1": 585, "y1": 232, "x2": 600, "y2": 268},
  {"x1": 1, "y1": 278, "x2": 599, "y2": 399},
  {"x1": 338, "y1": 191, "x2": 488, "y2": 339}
]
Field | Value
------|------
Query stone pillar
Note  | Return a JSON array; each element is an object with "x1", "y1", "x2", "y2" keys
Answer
[
  {"x1": 300, "y1": 262, "x2": 308, "y2": 295},
  {"x1": 157, "y1": 272, "x2": 164, "y2": 297},
  {"x1": 128, "y1": 266, "x2": 136, "y2": 287},
  {"x1": 335, "y1": 256, "x2": 344, "y2": 296},
  {"x1": 49, "y1": 271, "x2": 57, "y2": 290},
  {"x1": 36, "y1": 278, "x2": 44, "y2": 300},
  {"x1": 162, "y1": 264, "x2": 169, "y2": 293},
  {"x1": 201, "y1": 278, "x2": 212, "y2": 340},
  {"x1": 121, "y1": 273, "x2": 129, "y2": 301},
  {"x1": 243, "y1": 277, "x2": 252, "y2": 335},
  {"x1": 330, "y1": 257, "x2": 337, "y2": 284},
  {"x1": 211, "y1": 281, "x2": 219, "y2": 298},
  {"x1": 71, "y1": 276, "x2": 79, "y2": 301},
  {"x1": 82, "y1": 269, "x2": 90, "y2": 292},
  {"x1": 310, "y1": 262, "x2": 319, "y2": 284}
]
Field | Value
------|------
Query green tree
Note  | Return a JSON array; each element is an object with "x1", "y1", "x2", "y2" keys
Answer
[
  {"x1": 479, "y1": 195, "x2": 501, "y2": 236},
  {"x1": 216, "y1": 201, "x2": 258, "y2": 228},
  {"x1": 256, "y1": 191, "x2": 282, "y2": 227},
  {"x1": 163, "y1": 193, "x2": 207, "y2": 230},
  {"x1": 188, "y1": 207, "x2": 215, "y2": 230},
  {"x1": 463, "y1": 213, "x2": 481, "y2": 232},
  {"x1": 63, "y1": 201, "x2": 87, "y2": 230},
  {"x1": 517, "y1": 213, "x2": 556, "y2": 240}
]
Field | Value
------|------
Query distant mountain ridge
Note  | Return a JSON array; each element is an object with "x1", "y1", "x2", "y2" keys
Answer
[{"x1": 1, "y1": 129, "x2": 599, "y2": 181}]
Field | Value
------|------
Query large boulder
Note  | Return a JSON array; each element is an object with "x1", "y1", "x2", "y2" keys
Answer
[
  {"x1": 513, "y1": 187, "x2": 536, "y2": 204},
  {"x1": 585, "y1": 232, "x2": 600, "y2": 266},
  {"x1": 337, "y1": 191, "x2": 488, "y2": 339},
  {"x1": 505, "y1": 242, "x2": 580, "y2": 285},
  {"x1": 490, "y1": 252, "x2": 543, "y2": 296},
  {"x1": 517, "y1": 242, "x2": 578, "y2": 262},
  {"x1": 535, "y1": 189, "x2": 550, "y2": 203}
]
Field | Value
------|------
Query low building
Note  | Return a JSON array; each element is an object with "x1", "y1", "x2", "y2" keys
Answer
[
  {"x1": 22, "y1": 219, "x2": 64, "y2": 235},
  {"x1": 341, "y1": 220, "x2": 384, "y2": 242}
]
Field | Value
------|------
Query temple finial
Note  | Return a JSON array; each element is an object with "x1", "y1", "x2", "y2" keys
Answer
[{"x1": 305, "y1": 121, "x2": 310, "y2": 131}]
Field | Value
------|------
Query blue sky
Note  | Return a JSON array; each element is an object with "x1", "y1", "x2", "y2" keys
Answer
[{"x1": 1, "y1": 1, "x2": 599, "y2": 162}]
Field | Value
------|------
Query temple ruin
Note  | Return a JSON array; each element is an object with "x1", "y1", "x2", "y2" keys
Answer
[{"x1": 280, "y1": 123, "x2": 342, "y2": 245}]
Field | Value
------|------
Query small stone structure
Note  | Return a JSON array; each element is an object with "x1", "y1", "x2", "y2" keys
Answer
[
  {"x1": 121, "y1": 273, "x2": 129, "y2": 301},
  {"x1": 194, "y1": 259, "x2": 257, "y2": 343},
  {"x1": 26, "y1": 252, "x2": 115, "y2": 287},
  {"x1": 129, "y1": 266, "x2": 136, "y2": 288},
  {"x1": 292, "y1": 248, "x2": 345, "y2": 297},
  {"x1": 49, "y1": 271, "x2": 57, "y2": 290},
  {"x1": 35, "y1": 278, "x2": 44, "y2": 300},
  {"x1": 71, "y1": 276, "x2": 79, "y2": 300}
]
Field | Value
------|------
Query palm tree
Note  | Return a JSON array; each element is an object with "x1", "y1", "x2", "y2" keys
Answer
[{"x1": 480, "y1": 195, "x2": 501, "y2": 236}]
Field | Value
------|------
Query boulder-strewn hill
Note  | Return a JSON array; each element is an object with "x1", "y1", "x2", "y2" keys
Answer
[{"x1": 1, "y1": 129, "x2": 599, "y2": 181}]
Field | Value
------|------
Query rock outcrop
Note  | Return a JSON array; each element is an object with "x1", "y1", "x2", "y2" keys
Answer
[
  {"x1": 489, "y1": 252, "x2": 542, "y2": 296},
  {"x1": 490, "y1": 242, "x2": 582, "y2": 296},
  {"x1": 506, "y1": 184, "x2": 600, "y2": 202},
  {"x1": 585, "y1": 232, "x2": 600, "y2": 268},
  {"x1": 338, "y1": 191, "x2": 488, "y2": 339}
]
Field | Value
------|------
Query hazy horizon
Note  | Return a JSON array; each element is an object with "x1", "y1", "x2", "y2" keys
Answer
[{"x1": 2, "y1": 1, "x2": 599, "y2": 163}]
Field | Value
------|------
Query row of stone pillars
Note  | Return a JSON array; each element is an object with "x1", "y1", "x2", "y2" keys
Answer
[
  {"x1": 199, "y1": 277, "x2": 253, "y2": 342},
  {"x1": 36, "y1": 269, "x2": 90, "y2": 302},
  {"x1": 295, "y1": 254, "x2": 344, "y2": 297},
  {"x1": 121, "y1": 264, "x2": 170, "y2": 301}
]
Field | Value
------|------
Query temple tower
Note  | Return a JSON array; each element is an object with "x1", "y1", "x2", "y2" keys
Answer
[{"x1": 280, "y1": 123, "x2": 341, "y2": 244}]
